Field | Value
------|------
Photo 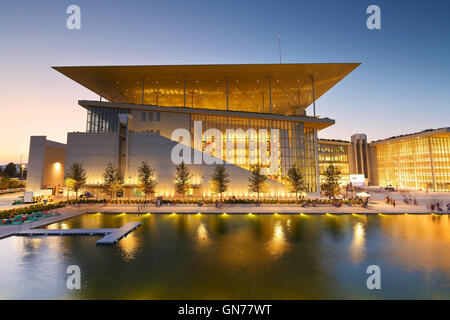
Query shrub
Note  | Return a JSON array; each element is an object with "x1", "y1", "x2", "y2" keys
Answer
[{"x1": 0, "y1": 203, "x2": 66, "y2": 219}]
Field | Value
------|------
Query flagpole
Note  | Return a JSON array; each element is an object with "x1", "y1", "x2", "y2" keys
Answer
[{"x1": 277, "y1": 35, "x2": 282, "y2": 64}]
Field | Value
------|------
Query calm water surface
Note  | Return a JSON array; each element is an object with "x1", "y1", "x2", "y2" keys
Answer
[{"x1": 0, "y1": 213, "x2": 449, "y2": 299}]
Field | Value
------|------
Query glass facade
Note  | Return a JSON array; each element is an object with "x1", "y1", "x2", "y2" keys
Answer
[
  {"x1": 190, "y1": 114, "x2": 318, "y2": 192},
  {"x1": 318, "y1": 142, "x2": 350, "y2": 185},
  {"x1": 86, "y1": 107, "x2": 130, "y2": 132},
  {"x1": 374, "y1": 135, "x2": 450, "y2": 191}
]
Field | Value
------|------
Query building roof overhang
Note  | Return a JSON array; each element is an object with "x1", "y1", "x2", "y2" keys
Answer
[{"x1": 54, "y1": 63, "x2": 360, "y2": 116}]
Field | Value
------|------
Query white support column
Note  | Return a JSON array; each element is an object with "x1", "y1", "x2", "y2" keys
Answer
[
  {"x1": 310, "y1": 76, "x2": 316, "y2": 117},
  {"x1": 269, "y1": 77, "x2": 272, "y2": 113}
]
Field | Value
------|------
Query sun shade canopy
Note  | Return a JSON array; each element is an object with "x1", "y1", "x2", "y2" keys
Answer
[{"x1": 53, "y1": 63, "x2": 360, "y2": 116}]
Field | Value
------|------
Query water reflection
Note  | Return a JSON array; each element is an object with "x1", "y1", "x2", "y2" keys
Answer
[
  {"x1": 267, "y1": 220, "x2": 287, "y2": 258},
  {"x1": 0, "y1": 213, "x2": 449, "y2": 299},
  {"x1": 350, "y1": 221, "x2": 366, "y2": 264},
  {"x1": 117, "y1": 233, "x2": 140, "y2": 261},
  {"x1": 196, "y1": 222, "x2": 210, "y2": 248}
]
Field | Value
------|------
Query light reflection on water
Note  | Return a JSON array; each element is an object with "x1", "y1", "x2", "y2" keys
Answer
[{"x1": 0, "y1": 213, "x2": 449, "y2": 299}]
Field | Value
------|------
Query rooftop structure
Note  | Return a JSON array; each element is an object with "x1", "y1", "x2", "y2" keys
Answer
[{"x1": 54, "y1": 63, "x2": 360, "y2": 116}]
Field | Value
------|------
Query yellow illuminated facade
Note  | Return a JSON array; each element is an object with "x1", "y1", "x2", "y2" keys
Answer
[
  {"x1": 370, "y1": 128, "x2": 450, "y2": 191},
  {"x1": 192, "y1": 114, "x2": 319, "y2": 192},
  {"x1": 318, "y1": 139, "x2": 350, "y2": 185}
]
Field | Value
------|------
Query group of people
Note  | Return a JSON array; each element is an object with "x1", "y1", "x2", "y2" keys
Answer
[
  {"x1": 385, "y1": 196, "x2": 396, "y2": 207},
  {"x1": 402, "y1": 193, "x2": 418, "y2": 205},
  {"x1": 429, "y1": 202, "x2": 450, "y2": 213}
]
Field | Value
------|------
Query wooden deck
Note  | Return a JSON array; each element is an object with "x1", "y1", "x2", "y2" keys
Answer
[{"x1": 15, "y1": 221, "x2": 142, "y2": 245}]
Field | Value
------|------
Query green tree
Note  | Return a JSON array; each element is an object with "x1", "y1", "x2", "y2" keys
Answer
[
  {"x1": 65, "y1": 162, "x2": 87, "y2": 200},
  {"x1": 0, "y1": 177, "x2": 9, "y2": 190},
  {"x1": 137, "y1": 161, "x2": 157, "y2": 201},
  {"x1": 175, "y1": 161, "x2": 192, "y2": 199},
  {"x1": 287, "y1": 164, "x2": 306, "y2": 202},
  {"x1": 211, "y1": 165, "x2": 230, "y2": 199},
  {"x1": 4, "y1": 162, "x2": 17, "y2": 178},
  {"x1": 321, "y1": 165, "x2": 342, "y2": 198},
  {"x1": 101, "y1": 163, "x2": 123, "y2": 199},
  {"x1": 248, "y1": 164, "x2": 267, "y2": 202}
]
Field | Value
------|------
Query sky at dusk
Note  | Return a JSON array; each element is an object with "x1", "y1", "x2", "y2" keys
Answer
[{"x1": 0, "y1": 0, "x2": 449, "y2": 164}]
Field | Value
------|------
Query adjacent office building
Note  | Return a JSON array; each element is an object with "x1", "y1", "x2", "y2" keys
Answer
[{"x1": 369, "y1": 128, "x2": 450, "y2": 192}]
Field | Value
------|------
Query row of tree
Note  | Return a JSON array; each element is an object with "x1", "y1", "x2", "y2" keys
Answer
[{"x1": 65, "y1": 161, "x2": 342, "y2": 201}]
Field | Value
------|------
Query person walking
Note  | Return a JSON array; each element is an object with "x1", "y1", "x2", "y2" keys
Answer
[{"x1": 392, "y1": 199, "x2": 396, "y2": 208}]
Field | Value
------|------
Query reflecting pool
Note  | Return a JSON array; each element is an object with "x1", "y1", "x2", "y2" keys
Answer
[{"x1": 0, "y1": 213, "x2": 449, "y2": 299}]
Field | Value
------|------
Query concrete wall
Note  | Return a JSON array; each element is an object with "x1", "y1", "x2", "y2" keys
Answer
[
  {"x1": 130, "y1": 110, "x2": 190, "y2": 140},
  {"x1": 26, "y1": 136, "x2": 66, "y2": 192},
  {"x1": 63, "y1": 130, "x2": 288, "y2": 198},
  {"x1": 368, "y1": 145, "x2": 379, "y2": 186},
  {"x1": 126, "y1": 132, "x2": 288, "y2": 198},
  {"x1": 65, "y1": 132, "x2": 119, "y2": 184}
]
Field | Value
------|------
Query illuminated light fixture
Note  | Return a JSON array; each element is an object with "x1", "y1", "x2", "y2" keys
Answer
[
  {"x1": 171, "y1": 212, "x2": 177, "y2": 216},
  {"x1": 222, "y1": 213, "x2": 227, "y2": 216},
  {"x1": 248, "y1": 213, "x2": 254, "y2": 217},
  {"x1": 197, "y1": 212, "x2": 202, "y2": 216},
  {"x1": 274, "y1": 213, "x2": 279, "y2": 216}
]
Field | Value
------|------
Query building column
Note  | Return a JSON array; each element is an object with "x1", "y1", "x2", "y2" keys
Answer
[
  {"x1": 183, "y1": 78, "x2": 187, "y2": 107},
  {"x1": 310, "y1": 76, "x2": 316, "y2": 117},
  {"x1": 268, "y1": 76, "x2": 272, "y2": 113},
  {"x1": 428, "y1": 137, "x2": 436, "y2": 192},
  {"x1": 226, "y1": 78, "x2": 229, "y2": 111},
  {"x1": 141, "y1": 78, "x2": 145, "y2": 104},
  {"x1": 156, "y1": 81, "x2": 159, "y2": 105},
  {"x1": 314, "y1": 128, "x2": 320, "y2": 195}
]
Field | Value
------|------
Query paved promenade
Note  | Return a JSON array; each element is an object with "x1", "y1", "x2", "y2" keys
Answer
[
  {"x1": 93, "y1": 199, "x2": 448, "y2": 215},
  {"x1": 1, "y1": 199, "x2": 448, "y2": 241}
]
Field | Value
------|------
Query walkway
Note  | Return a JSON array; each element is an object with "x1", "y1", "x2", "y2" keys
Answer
[{"x1": 15, "y1": 221, "x2": 142, "y2": 245}]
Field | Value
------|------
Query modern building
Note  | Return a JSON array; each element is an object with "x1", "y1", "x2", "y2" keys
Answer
[
  {"x1": 26, "y1": 63, "x2": 360, "y2": 198},
  {"x1": 369, "y1": 128, "x2": 450, "y2": 192},
  {"x1": 317, "y1": 139, "x2": 351, "y2": 185}
]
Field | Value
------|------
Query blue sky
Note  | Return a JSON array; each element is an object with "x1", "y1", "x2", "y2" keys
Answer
[{"x1": 0, "y1": 0, "x2": 449, "y2": 163}]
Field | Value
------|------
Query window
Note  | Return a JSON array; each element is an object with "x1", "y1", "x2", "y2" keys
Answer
[
  {"x1": 149, "y1": 112, "x2": 153, "y2": 121},
  {"x1": 156, "y1": 112, "x2": 161, "y2": 121},
  {"x1": 141, "y1": 112, "x2": 146, "y2": 122}
]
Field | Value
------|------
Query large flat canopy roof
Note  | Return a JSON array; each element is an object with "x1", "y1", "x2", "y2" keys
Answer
[{"x1": 53, "y1": 63, "x2": 360, "y2": 116}]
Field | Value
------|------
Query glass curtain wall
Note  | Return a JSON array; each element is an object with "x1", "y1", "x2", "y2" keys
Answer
[
  {"x1": 318, "y1": 143, "x2": 350, "y2": 184},
  {"x1": 191, "y1": 114, "x2": 318, "y2": 192},
  {"x1": 86, "y1": 107, "x2": 130, "y2": 132},
  {"x1": 375, "y1": 136, "x2": 450, "y2": 191}
]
